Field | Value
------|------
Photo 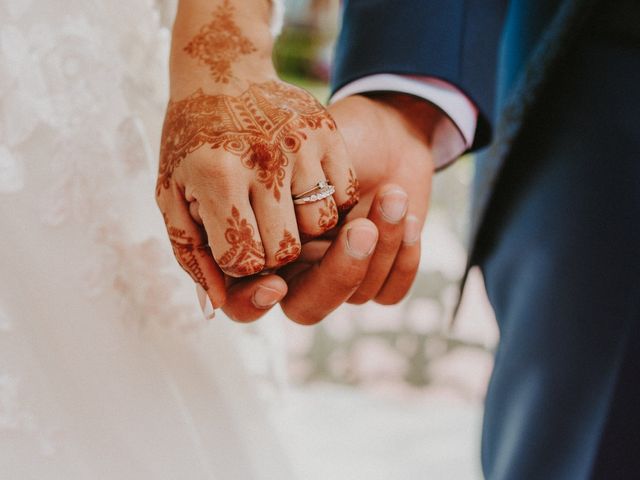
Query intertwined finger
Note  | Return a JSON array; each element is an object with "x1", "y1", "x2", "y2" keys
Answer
[
  {"x1": 321, "y1": 137, "x2": 360, "y2": 218},
  {"x1": 280, "y1": 218, "x2": 378, "y2": 325},
  {"x1": 196, "y1": 187, "x2": 266, "y2": 278},
  {"x1": 291, "y1": 154, "x2": 338, "y2": 238},
  {"x1": 251, "y1": 180, "x2": 301, "y2": 270}
]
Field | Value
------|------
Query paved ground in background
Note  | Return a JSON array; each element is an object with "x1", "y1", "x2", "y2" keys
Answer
[{"x1": 274, "y1": 384, "x2": 484, "y2": 480}]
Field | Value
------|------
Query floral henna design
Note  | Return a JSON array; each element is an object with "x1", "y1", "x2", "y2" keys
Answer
[
  {"x1": 274, "y1": 230, "x2": 301, "y2": 265},
  {"x1": 298, "y1": 198, "x2": 338, "y2": 244},
  {"x1": 184, "y1": 0, "x2": 257, "y2": 83},
  {"x1": 158, "y1": 81, "x2": 336, "y2": 201},
  {"x1": 338, "y1": 168, "x2": 360, "y2": 218},
  {"x1": 217, "y1": 206, "x2": 265, "y2": 277},
  {"x1": 318, "y1": 197, "x2": 339, "y2": 231},
  {"x1": 165, "y1": 217, "x2": 210, "y2": 291}
]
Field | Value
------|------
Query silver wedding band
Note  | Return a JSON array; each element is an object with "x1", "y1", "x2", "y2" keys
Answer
[{"x1": 292, "y1": 180, "x2": 335, "y2": 205}]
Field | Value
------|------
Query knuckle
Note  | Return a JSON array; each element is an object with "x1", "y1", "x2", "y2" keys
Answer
[
  {"x1": 334, "y1": 265, "x2": 366, "y2": 292},
  {"x1": 375, "y1": 237, "x2": 402, "y2": 256},
  {"x1": 299, "y1": 198, "x2": 338, "y2": 236},
  {"x1": 395, "y1": 251, "x2": 421, "y2": 276},
  {"x1": 192, "y1": 153, "x2": 236, "y2": 181}
]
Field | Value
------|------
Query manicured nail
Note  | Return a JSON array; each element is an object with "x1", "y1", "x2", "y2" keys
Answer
[
  {"x1": 196, "y1": 284, "x2": 215, "y2": 320},
  {"x1": 403, "y1": 215, "x2": 422, "y2": 245},
  {"x1": 252, "y1": 285, "x2": 283, "y2": 309},
  {"x1": 346, "y1": 225, "x2": 378, "y2": 259},
  {"x1": 379, "y1": 189, "x2": 408, "y2": 223}
]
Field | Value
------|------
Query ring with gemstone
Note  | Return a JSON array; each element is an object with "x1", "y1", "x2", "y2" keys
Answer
[
  {"x1": 293, "y1": 180, "x2": 330, "y2": 199},
  {"x1": 292, "y1": 181, "x2": 335, "y2": 205}
]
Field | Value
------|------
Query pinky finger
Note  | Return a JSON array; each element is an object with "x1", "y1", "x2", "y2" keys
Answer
[{"x1": 157, "y1": 184, "x2": 227, "y2": 309}]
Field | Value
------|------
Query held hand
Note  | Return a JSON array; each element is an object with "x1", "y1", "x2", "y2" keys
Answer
[
  {"x1": 326, "y1": 93, "x2": 436, "y2": 305},
  {"x1": 155, "y1": 0, "x2": 359, "y2": 309},
  {"x1": 222, "y1": 93, "x2": 438, "y2": 323}
]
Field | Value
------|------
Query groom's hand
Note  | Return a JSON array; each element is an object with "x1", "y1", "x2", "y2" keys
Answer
[
  {"x1": 221, "y1": 93, "x2": 440, "y2": 324},
  {"x1": 327, "y1": 93, "x2": 437, "y2": 306}
]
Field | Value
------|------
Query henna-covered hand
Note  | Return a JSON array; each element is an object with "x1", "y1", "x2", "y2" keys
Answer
[
  {"x1": 216, "y1": 206, "x2": 265, "y2": 277},
  {"x1": 157, "y1": 0, "x2": 359, "y2": 312},
  {"x1": 219, "y1": 93, "x2": 440, "y2": 324},
  {"x1": 157, "y1": 81, "x2": 336, "y2": 202}
]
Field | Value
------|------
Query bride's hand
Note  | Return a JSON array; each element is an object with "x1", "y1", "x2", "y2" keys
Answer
[{"x1": 155, "y1": 0, "x2": 358, "y2": 310}]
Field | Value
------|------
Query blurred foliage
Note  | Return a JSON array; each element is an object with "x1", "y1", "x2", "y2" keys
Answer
[{"x1": 274, "y1": 26, "x2": 320, "y2": 79}]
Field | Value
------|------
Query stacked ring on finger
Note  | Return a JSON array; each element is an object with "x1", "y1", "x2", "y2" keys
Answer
[{"x1": 292, "y1": 180, "x2": 336, "y2": 205}]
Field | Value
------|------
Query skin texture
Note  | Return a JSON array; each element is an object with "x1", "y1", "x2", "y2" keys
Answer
[
  {"x1": 158, "y1": 0, "x2": 358, "y2": 298},
  {"x1": 317, "y1": 197, "x2": 339, "y2": 231}
]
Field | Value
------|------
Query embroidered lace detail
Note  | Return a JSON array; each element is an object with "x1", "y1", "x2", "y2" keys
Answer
[{"x1": 0, "y1": 374, "x2": 57, "y2": 457}]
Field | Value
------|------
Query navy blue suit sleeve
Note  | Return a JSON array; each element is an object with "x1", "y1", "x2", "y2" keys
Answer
[{"x1": 331, "y1": 0, "x2": 508, "y2": 150}]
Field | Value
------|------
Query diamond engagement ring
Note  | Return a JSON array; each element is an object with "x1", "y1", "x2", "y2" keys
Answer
[{"x1": 292, "y1": 180, "x2": 336, "y2": 205}]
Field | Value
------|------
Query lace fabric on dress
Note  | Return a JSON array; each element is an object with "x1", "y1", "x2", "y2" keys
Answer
[{"x1": 0, "y1": 1, "x2": 293, "y2": 478}]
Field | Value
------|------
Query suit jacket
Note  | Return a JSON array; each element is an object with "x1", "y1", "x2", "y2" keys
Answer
[{"x1": 331, "y1": 0, "x2": 599, "y2": 257}]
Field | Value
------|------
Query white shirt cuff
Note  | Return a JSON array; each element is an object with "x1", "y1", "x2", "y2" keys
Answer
[{"x1": 330, "y1": 74, "x2": 479, "y2": 169}]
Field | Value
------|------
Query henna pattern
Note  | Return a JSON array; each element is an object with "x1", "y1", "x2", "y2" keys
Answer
[
  {"x1": 165, "y1": 216, "x2": 210, "y2": 291},
  {"x1": 274, "y1": 229, "x2": 301, "y2": 265},
  {"x1": 184, "y1": 0, "x2": 257, "y2": 83},
  {"x1": 158, "y1": 81, "x2": 336, "y2": 201},
  {"x1": 318, "y1": 197, "x2": 339, "y2": 232},
  {"x1": 217, "y1": 206, "x2": 265, "y2": 276},
  {"x1": 338, "y1": 168, "x2": 360, "y2": 217}
]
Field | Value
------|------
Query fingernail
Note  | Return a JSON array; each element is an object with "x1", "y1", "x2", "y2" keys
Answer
[
  {"x1": 196, "y1": 284, "x2": 215, "y2": 320},
  {"x1": 379, "y1": 189, "x2": 408, "y2": 223},
  {"x1": 252, "y1": 285, "x2": 283, "y2": 310},
  {"x1": 403, "y1": 215, "x2": 422, "y2": 245},
  {"x1": 346, "y1": 225, "x2": 378, "y2": 259}
]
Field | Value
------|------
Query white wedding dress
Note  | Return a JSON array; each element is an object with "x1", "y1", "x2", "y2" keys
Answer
[{"x1": 0, "y1": 0, "x2": 296, "y2": 478}]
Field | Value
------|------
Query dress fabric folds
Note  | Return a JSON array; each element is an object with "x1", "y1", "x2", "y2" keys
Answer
[{"x1": 0, "y1": 1, "x2": 295, "y2": 478}]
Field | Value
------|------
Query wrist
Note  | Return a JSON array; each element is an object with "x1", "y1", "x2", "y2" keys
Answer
[
  {"x1": 170, "y1": 0, "x2": 277, "y2": 98},
  {"x1": 169, "y1": 59, "x2": 278, "y2": 99}
]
